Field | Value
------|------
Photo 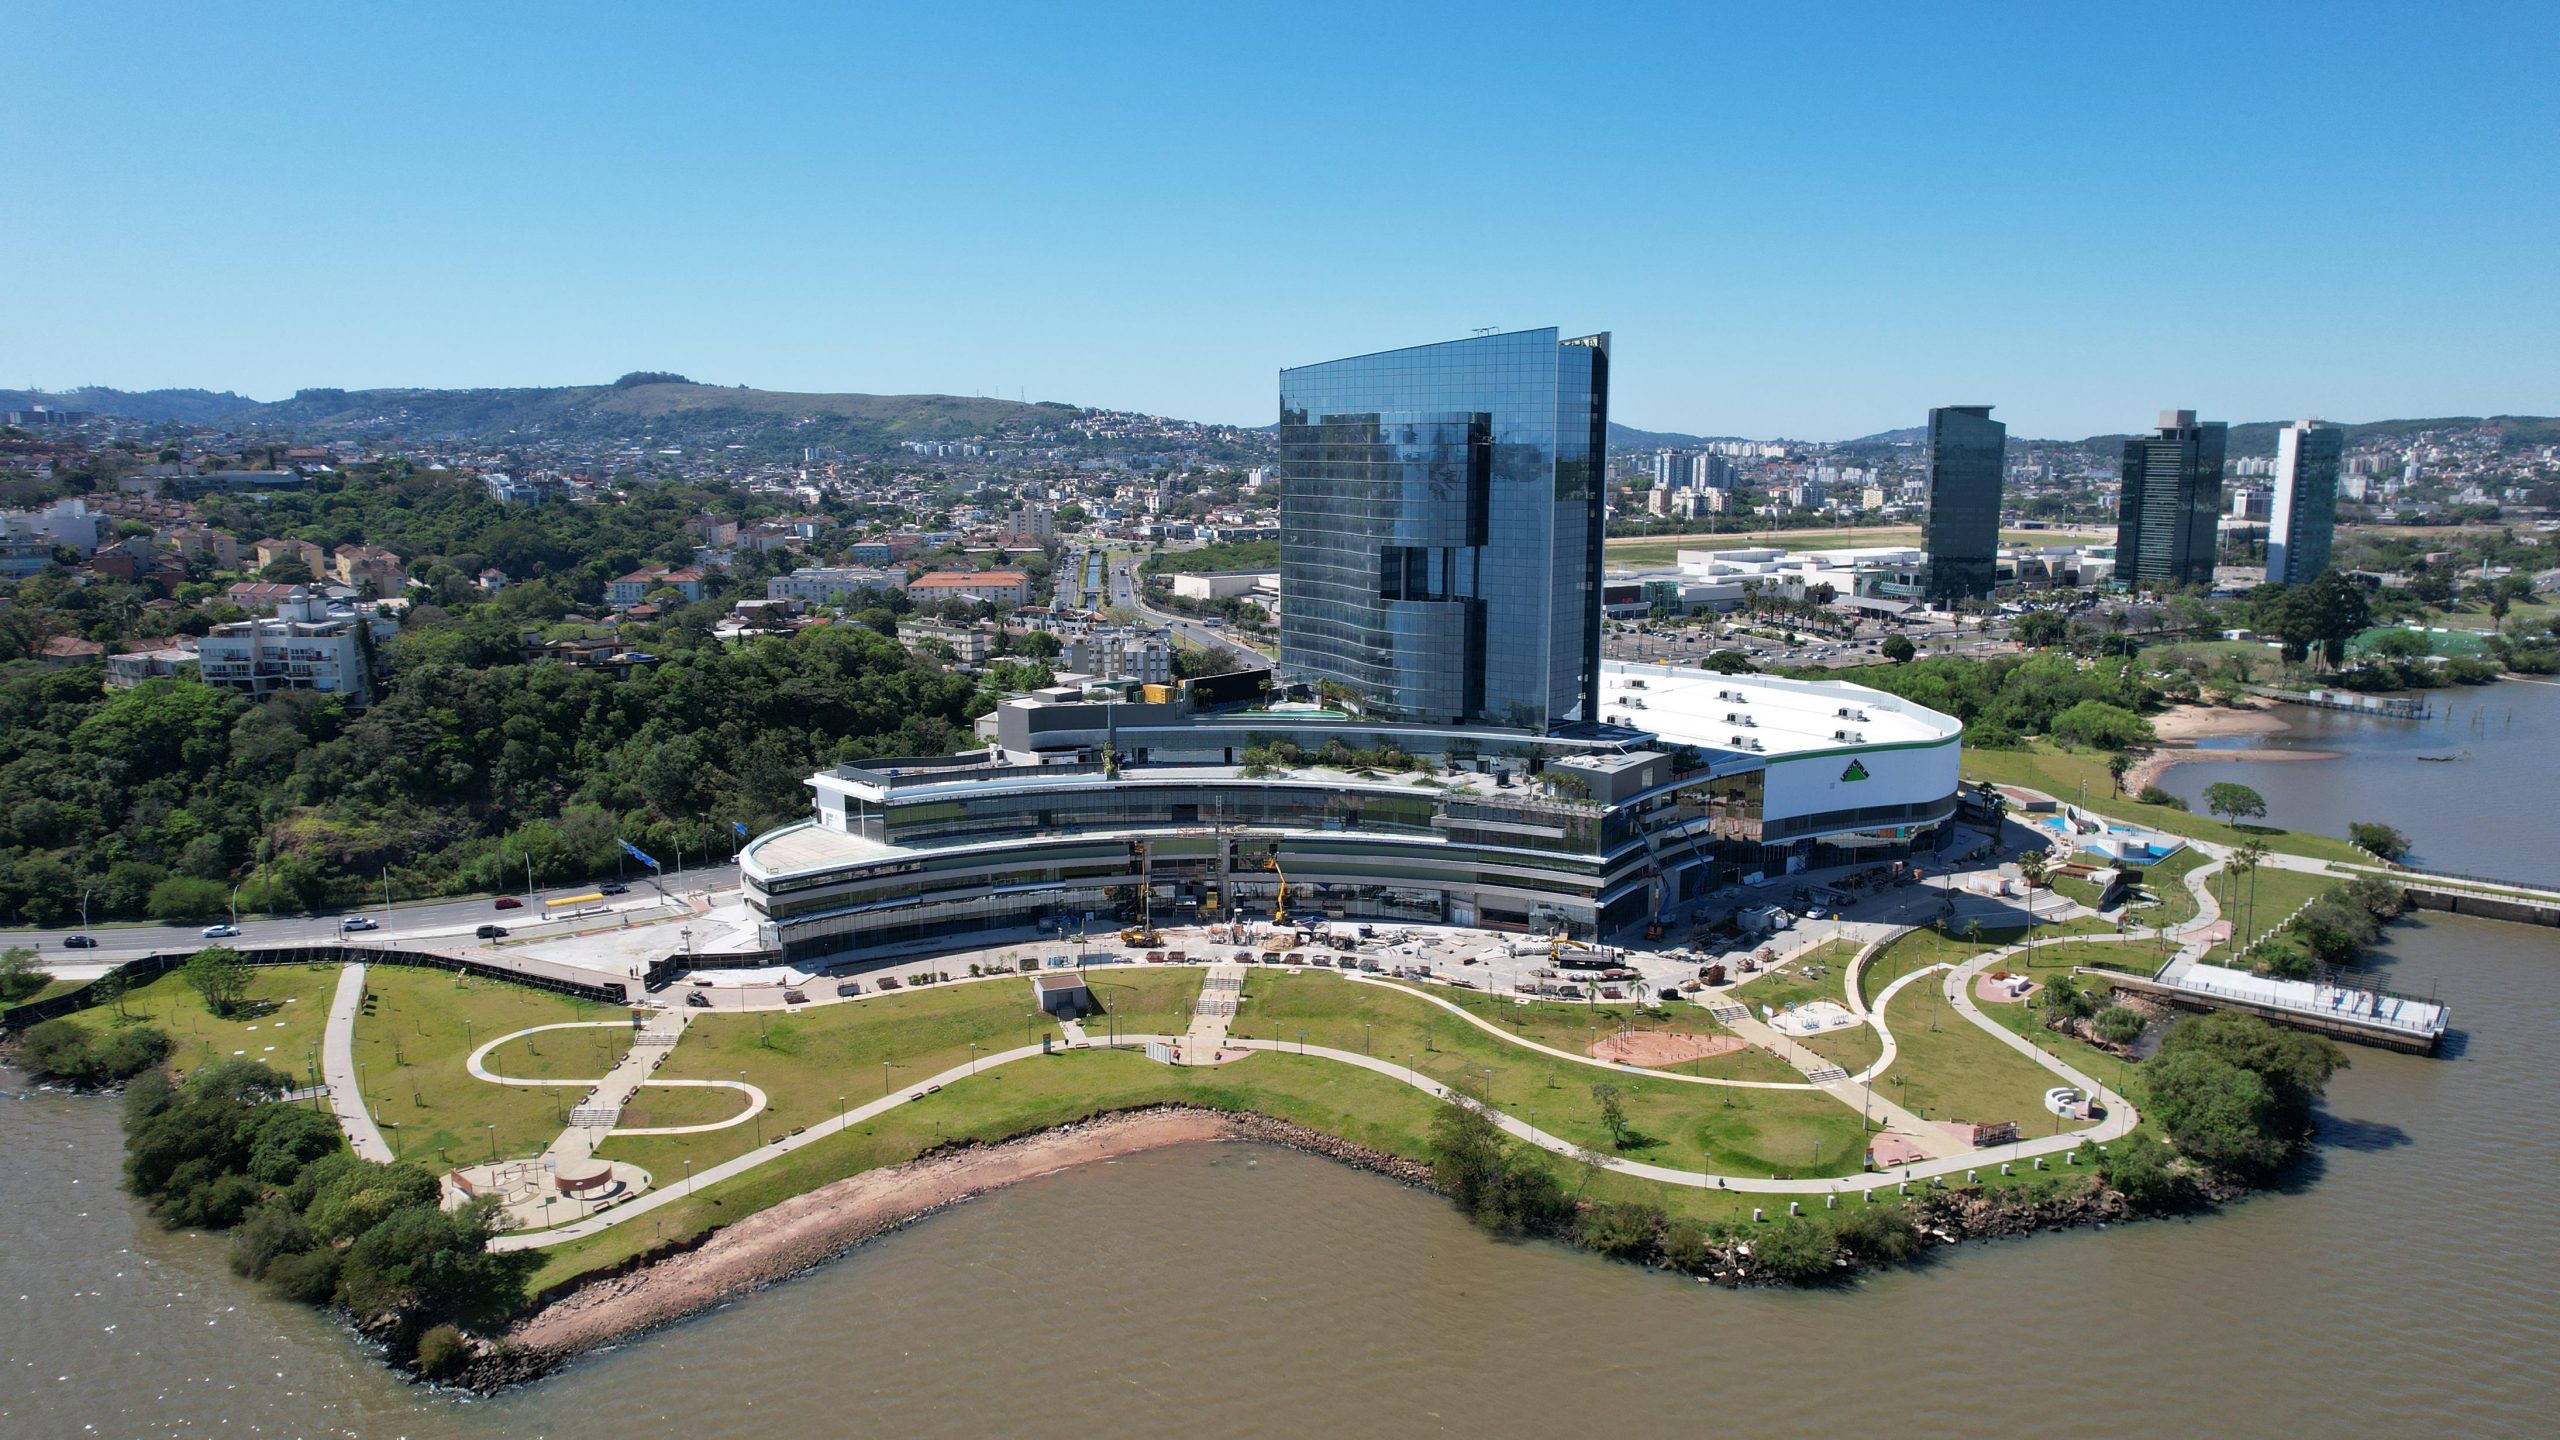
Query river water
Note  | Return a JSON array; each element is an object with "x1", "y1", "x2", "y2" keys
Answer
[
  {"x1": 8, "y1": 690, "x2": 2559, "y2": 1440},
  {"x1": 2156, "y1": 677, "x2": 2560, "y2": 885}
]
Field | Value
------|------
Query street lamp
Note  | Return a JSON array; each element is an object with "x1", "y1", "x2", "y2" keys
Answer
[{"x1": 482, "y1": 1121, "x2": 497, "y2": 1165}]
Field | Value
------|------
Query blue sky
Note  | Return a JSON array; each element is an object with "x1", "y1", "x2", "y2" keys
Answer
[{"x1": 6, "y1": 1, "x2": 2554, "y2": 439}]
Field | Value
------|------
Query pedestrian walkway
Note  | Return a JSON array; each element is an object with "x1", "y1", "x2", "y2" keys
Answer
[
  {"x1": 1173, "y1": 962, "x2": 1246, "y2": 1064},
  {"x1": 320, "y1": 963, "x2": 394, "y2": 1163}
]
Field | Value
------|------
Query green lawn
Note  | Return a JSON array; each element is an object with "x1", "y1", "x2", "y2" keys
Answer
[
  {"x1": 1403, "y1": 981, "x2": 1803, "y2": 1083},
  {"x1": 1077, "y1": 966, "x2": 1208, "y2": 1040},
  {"x1": 595, "y1": 979, "x2": 1066, "y2": 1182},
  {"x1": 1859, "y1": 925, "x2": 2004, "y2": 1007},
  {"x1": 56, "y1": 960, "x2": 344, "y2": 1084},
  {"x1": 480, "y1": 1025, "x2": 632, "y2": 1082},
  {"x1": 352, "y1": 964, "x2": 625, "y2": 1167},
  {"x1": 1241, "y1": 970, "x2": 1868, "y2": 1178},
  {"x1": 615, "y1": 1084, "x2": 756, "y2": 1130},
  {"x1": 2200, "y1": 865, "x2": 2340, "y2": 964},
  {"x1": 1733, "y1": 939, "x2": 1862, "y2": 1013},
  {"x1": 1962, "y1": 743, "x2": 2365, "y2": 863},
  {"x1": 1873, "y1": 981, "x2": 2065, "y2": 1136},
  {"x1": 2049, "y1": 847, "x2": 2209, "y2": 927},
  {"x1": 2010, "y1": 939, "x2": 2161, "y2": 977}
]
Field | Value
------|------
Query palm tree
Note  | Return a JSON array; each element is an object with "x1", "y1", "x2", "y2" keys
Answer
[
  {"x1": 2234, "y1": 840, "x2": 2271, "y2": 951},
  {"x1": 2105, "y1": 750, "x2": 2136, "y2": 797}
]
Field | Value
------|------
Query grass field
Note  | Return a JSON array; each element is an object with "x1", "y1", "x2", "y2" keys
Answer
[
  {"x1": 1962, "y1": 743, "x2": 2365, "y2": 863},
  {"x1": 595, "y1": 979, "x2": 1066, "y2": 1182},
  {"x1": 1872, "y1": 982, "x2": 2065, "y2": 1136},
  {"x1": 352, "y1": 964, "x2": 625, "y2": 1167},
  {"x1": 1400, "y1": 982, "x2": 1803, "y2": 1083},
  {"x1": 2199, "y1": 865, "x2": 2340, "y2": 963},
  {"x1": 1077, "y1": 966, "x2": 1208, "y2": 1040},
  {"x1": 614, "y1": 1084, "x2": 756, "y2": 1130},
  {"x1": 1240, "y1": 970, "x2": 1868, "y2": 1178},
  {"x1": 1732, "y1": 940, "x2": 1861, "y2": 1013},
  {"x1": 480, "y1": 1024, "x2": 633, "y2": 1081},
  {"x1": 57, "y1": 960, "x2": 344, "y2": 1084}
]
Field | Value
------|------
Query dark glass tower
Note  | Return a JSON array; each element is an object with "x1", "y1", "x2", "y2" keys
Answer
[
  {"x1": 2115, "y1": 409, "x2": 2228, "y2": 587},
  {"x1": 2268, "y1": 420, "x2": 2342, "y2": 586},
  {"x1": 1277, "y1": 328, "x2": 1608, "y2": 730},
  {"x1": 1921, "y1": 405, "x2": 2005, "y2": 603}
]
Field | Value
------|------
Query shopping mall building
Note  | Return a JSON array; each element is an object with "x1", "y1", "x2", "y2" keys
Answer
[{"x1": 740, "y1": 661, "x2": 1962, "y2": 968}]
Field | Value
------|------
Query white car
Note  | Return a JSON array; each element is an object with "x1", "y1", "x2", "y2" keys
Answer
[
  {"x1": 201, "y1": 923, "x2": 241, "y2": 939},
  {"x1": 339, "y1": 916, "x2": 379, "y2": 932}
]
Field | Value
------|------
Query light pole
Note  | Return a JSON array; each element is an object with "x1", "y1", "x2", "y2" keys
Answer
[
  {"x1": 970, "y1": 1040, "x2": 980, "y2": 1075},
  {"x1": 483, "y1": 1121, "x2": 497, "y2": 1165},
  {"x1": 80, "y1": 884, "x2": 92, "y2": 932}
]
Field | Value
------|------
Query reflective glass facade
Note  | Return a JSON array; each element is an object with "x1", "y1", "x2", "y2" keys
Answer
[
  {"x1": 2115, "y1": 411, "x2": 2227, "y2": 587},
  {"x1": 2268, "y1": 421, "x2": 2342, "y2": 586},
  {"x1": 1922, "y1": 405, "x2": 2005, "y2": 602},
  {"x1": 1278, "y1": 328, "x2": 1608, "y2": 730}
]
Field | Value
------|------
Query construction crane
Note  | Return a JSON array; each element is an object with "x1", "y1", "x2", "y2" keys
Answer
[
  {"x1": 1118, "y1": 840, "x2": 1160, "y2": 946},
  {"x1": 1266, "y1": 855, "x2": 1292, "y2": 928}
]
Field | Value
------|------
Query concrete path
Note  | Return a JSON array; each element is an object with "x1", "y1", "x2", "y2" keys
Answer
[
  {"x1": 1175, "y1": 962, "x2": 1244, "y2": 1064},
  {"x1": 1342, "y1": 972, "x2": 1828, "y2": 1092},
  {"x1": 320, "y1": 963, "x2": 394, "y2": 1163}
]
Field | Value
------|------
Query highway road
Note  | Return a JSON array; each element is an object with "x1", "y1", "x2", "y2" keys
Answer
[
  {"x1": 4, "y1": 864, "x2": 743, "y2": 976},
  {"x1": 1110, "y1": 558, "x2": 1274, "y2": 669}
]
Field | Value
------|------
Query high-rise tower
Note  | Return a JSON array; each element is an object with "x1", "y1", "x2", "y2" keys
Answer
[
  {"x1": 2268, "y1": 420, "x2": 2343, "y2": 586},
  {"x1": 1277, "y1": 328, "x2": 1609, "y2": 729},
  {"x1": 2115, "y1": 410, "x2": 2228, "y2": 588},
  {"x1": 1921, "y1": 405, "x2": 2006, "y2": 603}
]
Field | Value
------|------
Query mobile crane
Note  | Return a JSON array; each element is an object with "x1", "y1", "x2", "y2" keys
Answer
[
  {"x1": 1118, "y1": 840, "x2": 1161, "y2": 947},
  {"x1": 1266, "y1": 855, "x2": 1292, "y2": 928}
]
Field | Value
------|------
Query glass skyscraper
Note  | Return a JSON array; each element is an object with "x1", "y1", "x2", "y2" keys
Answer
[
  {"x1": 2115, "y1": 409, "x2": 2228, "y2": 588},
  {"x1": 1277, "y1": 328, "x2": 1608, "y2": 730},
  {"x1": 1921, "y1": 404, "x2": 2005, "y2": 603},
  {"x1": 2268, "y1": 419, "x2": 2343, "y2": 586}
]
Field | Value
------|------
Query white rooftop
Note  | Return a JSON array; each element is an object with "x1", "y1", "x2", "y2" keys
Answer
[{"x1": 1596, "y1": 661, "x2": 1959, "y2": 758}]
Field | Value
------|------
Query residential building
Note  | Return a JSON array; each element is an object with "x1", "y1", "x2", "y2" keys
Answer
[
  {"x1": 765, "y1": 566, "x2": 907, "y2": 606},
  {"x1": 908, "y1": 569, "x2": 1030, "y2": 608},
  {"x1": 903, "y1": 621, "x2": 997, "y2": 665},
  {"x1": 2269, "y1": 420, "x2": 2344, "y2": 586},
  {"x1": 1, "y1": 497, "x2": 102, "y2": 559},
  {"x1": 1651, "y1": 448, "x2": 1691, "y2": 490},
  {"x1": 195, "y1": 590, "x2": 371, "y2": 705},
  {"x1": 1000, "y1": 504, "x2": 1055, "y2": 547},
  {"x1": 477, "y1": 568, "x2": 510, "y2": 592},
  {"x1": 608, "y1": 566, "x2": 707, "y2": 608},
  {"x1": 2114, "y1": 410, "x2": 2228, "y2": 588},
  {"x1": 330, "y1": 545, "x2": 408, "y2": 594},
  {"x1": 1063, "y1": 625, "x2": 1174, "y2": 685},
  {"x1": 1277, "y1": 327, "x2": 1608, "y2": 729},
  {"x1": 1921, "y1": 405, "x2": 2006, "y2": 603},
  {"x1": 225, "y1": 581, "x2": 307, "y2": 614},
  {"x1": 484, "y1": 473, "x2": 553, "y2": 504},
  {"x1": 1690, "y1": 454, "x2": 1736, "y2": 490},
  {"x1": 105, "y1": 642, "x2": 197, "y2": 689}
]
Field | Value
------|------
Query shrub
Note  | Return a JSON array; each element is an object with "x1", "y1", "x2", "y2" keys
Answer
[
  {"x1": 1660, "y1": 1219, "x2": 1715, "y2": 1274},
  {"x1": 1577, "y1": 1200, "x2": 1664, "y2": 1259},
  {"x1": 1748, "y1": 1215, "x2": 1838, "y2": 1283},
  {"x1": 2097, "y1": 1134, "x2": 2186, "y2": 1211},
  {"x1": 2093, "y1": 1005, "x2": 2146, "y2": 1046},
  {"x1": 2348, "y1": 822, "x2": 2412, "y2": 863},
  {"x1": 2135, "y1": 786, "x2": 2188, "y2": 810},
  {"x1": 1830, "y1": 1203, "x2": 1921, "y2": 1262},
  {"x1": 147, "y1": 876, "x2": 232, "y2": 921},
  {"x1": 414, "y1": 1323, "x2": 471, "y2": 1378},
  {"x1": 16, "y1": 1018, "x2": 171, "y2": 1084}
]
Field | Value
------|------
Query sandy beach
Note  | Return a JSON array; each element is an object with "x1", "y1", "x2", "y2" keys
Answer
[{"x1": 2126, "y1": 700, "x2": 2337, "y2": 793}]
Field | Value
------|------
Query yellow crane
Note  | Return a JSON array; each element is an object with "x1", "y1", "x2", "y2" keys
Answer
[
  {"x1": 1118, "y1": 840, "x2": 1160, "y2": 947},
  {"x1": 1266, "y1": 855, "x2": 1292, "y2": 927}
]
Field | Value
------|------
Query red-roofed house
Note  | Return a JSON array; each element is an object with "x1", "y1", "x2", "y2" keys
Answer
[{"x1": 907, "y1": 569, "x2": 1029, "y2": 608}]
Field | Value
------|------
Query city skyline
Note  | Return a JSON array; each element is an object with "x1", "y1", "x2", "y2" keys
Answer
[{"x1": 5, "y1": 3, "x2": 2556, "y2": 440}]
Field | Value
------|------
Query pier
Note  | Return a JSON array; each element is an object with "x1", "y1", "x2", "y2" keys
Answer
[
  {"x1": 2259, "y1": 688, "x2": 2431, "y2": 720},
  {"x1": 2110, "y1": 965, "x2": 2449, "y2": 1055}
]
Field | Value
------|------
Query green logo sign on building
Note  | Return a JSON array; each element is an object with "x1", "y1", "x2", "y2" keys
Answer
[{"x1": 1840, "y1": 759, "x2": 1871, "y2": 782}]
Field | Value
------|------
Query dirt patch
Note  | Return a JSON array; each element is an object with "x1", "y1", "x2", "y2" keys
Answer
[
  {"x1": 501, "y1": 1107, "x2": 1233, "y2": 1366},
  {"x1": 1587, "y1": 1030, "x2": 1746, "y2": 1066},
  {"x1": 1868, "y1": 1133, "x2": 1934, "y2": 1167}
]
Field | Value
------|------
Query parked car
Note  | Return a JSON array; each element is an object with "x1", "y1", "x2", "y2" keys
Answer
[
  {"x1": 62, "y1": 934, "x2": 98, "y2": 949},
  {"x1": 834, "y1": 978, "x2": 864, "y2": 997},
  {"x1": 338, "y1": 916, "x2": 378, "y2": 932},
  {"x1": 684, "y1": 990, "x2": 712, "y2": 1008},
  {"x1": 201, "y1": 923, "x2": 240, "y2": 939},
  {"x1": 600, "y1": 883, "x2": 629, "y2": 896},
  {"x1": 493, "y1": 896, "x2": 524, "y2": 910},
  {"x1": 782, "y1": 988, "x2": 809, "y2": 1005},
  {"x1": 475, "y1": 923, "x2": 509, "y2": 939}
]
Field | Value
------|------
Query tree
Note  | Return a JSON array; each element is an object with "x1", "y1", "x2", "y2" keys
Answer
[
  {"x1": 1590, "y1": 1081, "x2": 1629, "y2": 1148},
  {"x1": 2049, "y1": 699, "x2": 2154, "y2": 751},
  {"x1": 183, "y1": 946, "x2": 251, "y2": 1018},
  {"x1": 148, "y1": 876, "x2": 232, "y2": 920},
  {"x1": 2014, "y1": 610, "x2": 2068, "y2": 648},
  {"x1": 2232, "y1": 840, "x2": 2271, "y2": 952},
  {"x1": 0, "y1": 944, "x2": 51, "y2": 1003},
  {"x1": 1880, "y1": 634, "x2": 1916, "y2": 663},
  {"x1": 2203, "y1": 782, "x2": 2267, "y2": 827},
  {"x1": 2349, "y1": 822, "x2": 2412, "y2": 863},
  {"x1": 2018, "y1": 850, "x2": 2049, "y2": 892},
  {"x1": 2105, "y1": 750, "x2": 2137, "y2": 797}
]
